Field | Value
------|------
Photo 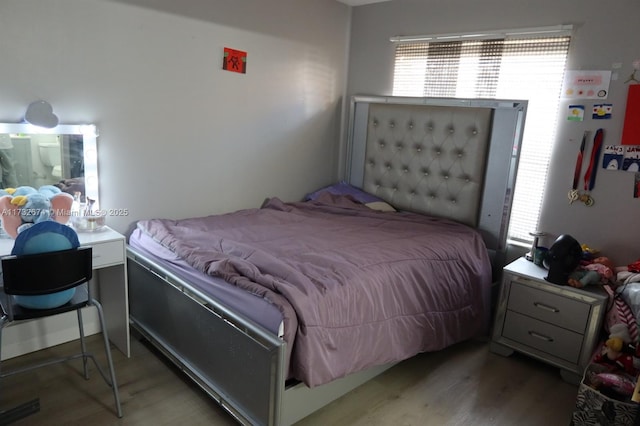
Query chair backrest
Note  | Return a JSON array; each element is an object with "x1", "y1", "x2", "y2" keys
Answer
[{"x1": 1, "y1": 247, "x2": 93, "y2": 296}]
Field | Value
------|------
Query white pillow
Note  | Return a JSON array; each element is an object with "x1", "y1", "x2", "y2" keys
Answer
[{"x1": 365, "y1": 201, "x2": 397, "y2": 212}]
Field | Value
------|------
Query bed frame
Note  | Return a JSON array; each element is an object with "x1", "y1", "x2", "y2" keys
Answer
[{"x1": 126, "y1": 96, "x2": 527, "y2": 425}]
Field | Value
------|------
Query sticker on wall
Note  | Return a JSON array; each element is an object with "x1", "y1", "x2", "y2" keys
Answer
[
  {"x1": 592, "y1": 104, "x2": 613, "y2": 119},
  {"x1": 567, "y1": 105, "x2": 585, "y2": 121},
  {"x1": 623, "y1": 146, "x2": 640, "y2": 172},
  {"x1": 602, "y1": 145, "x2": 624, "y2": 170},
  {"x1": 222, "y1": 47, "x2": 247, "y2": 74},
  {"x1": 634, "y1": 173, "x2": 640, "y2": 198},
  {"x1": 562, "y1": 70, "x2": 611, "y2": 99}
]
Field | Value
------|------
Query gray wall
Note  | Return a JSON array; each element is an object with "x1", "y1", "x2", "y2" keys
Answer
[
  {"x1": 348, "y1": 0, "x2": 640, "y2": 265},
  {"x1": 2, "y1": 0, "x2": 638, "y2": 266},
  {"x1": 0, "y1": 0, "x2": 350, "y2": 233}
]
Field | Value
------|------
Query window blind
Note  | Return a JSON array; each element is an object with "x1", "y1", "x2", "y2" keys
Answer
[{"x1": 393, "y1": 34, "x2": 571, "y2": 244}]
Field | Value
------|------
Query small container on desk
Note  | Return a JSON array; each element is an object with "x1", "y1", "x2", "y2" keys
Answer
[{"x1": 70, "y1": 210, "x2": 106, "y2": 232}]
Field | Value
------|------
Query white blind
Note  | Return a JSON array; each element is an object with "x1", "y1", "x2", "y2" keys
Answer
[{"x1": 393, "y1": 35, "x2": 571, "y2": 244}]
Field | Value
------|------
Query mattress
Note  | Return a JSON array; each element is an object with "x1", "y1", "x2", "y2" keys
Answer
[{"x1": 128, "y1": 228, "x2": 284, "y2": 337}]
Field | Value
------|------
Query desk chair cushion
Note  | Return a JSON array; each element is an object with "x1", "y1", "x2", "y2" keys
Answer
[{"x1": 9, "y1": 221, "x2": 80, "y2": 310}]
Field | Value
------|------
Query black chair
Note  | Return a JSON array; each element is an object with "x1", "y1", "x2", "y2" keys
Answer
[{"x1": 0, "y1": 246, "x2": 122, "y2": 420}]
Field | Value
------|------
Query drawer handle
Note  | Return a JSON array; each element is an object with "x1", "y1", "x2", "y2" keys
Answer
[
  {"x1": 533, "y1": 302, "x2": 559, "y2": 313},
  {"x1": 528, "y1": 331, "x2": 554, "y2": 342}
]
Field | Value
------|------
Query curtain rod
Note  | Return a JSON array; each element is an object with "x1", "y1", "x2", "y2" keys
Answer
[{"x1": 390, "y1": 24, "x2": 573, "y2": 43}]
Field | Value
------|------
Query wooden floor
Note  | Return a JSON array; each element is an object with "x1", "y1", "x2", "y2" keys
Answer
[{"x1": 0, "y1": 334, "x2": 579, "y2": 425}]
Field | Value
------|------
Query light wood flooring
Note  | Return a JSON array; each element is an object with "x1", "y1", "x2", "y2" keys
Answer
[{"x1": 0, "y1": 334, "x2": 578, "y2": 425}]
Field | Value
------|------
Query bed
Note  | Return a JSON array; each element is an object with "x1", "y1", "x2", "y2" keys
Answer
[{"x1": 126, "y1": 96, "x2": 528, "y2": 425}]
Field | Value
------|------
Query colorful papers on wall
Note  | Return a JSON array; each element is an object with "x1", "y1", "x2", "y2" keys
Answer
[
  {"x1": 603, "y1": 145, "x2": 640, "y2": 171},
  {"x1": 567, "y1": 103, "x2": 614, "y2": 122},
  {"x1": 602, "y1": 145, "x2": 624, "y2": 170},
  {"x1": 592, "y1": 104, "x2": 612, "y2": 119},
  {"x1": 601, "y1": 145, "x2": 640, "y2": 197},
  {"x1": 568, "y1": 105, "x2": 585, "y2": 121},
  {"x1": 562, "y1": 70, "x2": 611, "y2": 99},
  {"x1": 623, "y1": 146, "x2": 640, "y2": 172},
  {"x1": 601, "y1": 145, "x2": 640, "y2": 171}
]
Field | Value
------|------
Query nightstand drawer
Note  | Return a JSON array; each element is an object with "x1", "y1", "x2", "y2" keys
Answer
[
  {"x1": 503, "y1": 310, "x2": 583, "y2": 364},
  {"x1": 89, "y1": 240, "x2": 124, "y2": 269},
  {"x1": 508, "y1": 282, "x2": 590, "y2": 333}
]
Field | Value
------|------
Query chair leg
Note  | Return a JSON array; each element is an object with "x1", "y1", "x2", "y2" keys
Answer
[
  {"x1": 76, "y1": 309, "x2": 89, "y2": 380},
  {"x1": 92, "y1": 299, "x2": 123, "y2": 418}
]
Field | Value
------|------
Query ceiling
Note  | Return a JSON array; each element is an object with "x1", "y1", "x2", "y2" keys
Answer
[{"x1": 336, "y1": 0, "x2": 392, "y2": 6}]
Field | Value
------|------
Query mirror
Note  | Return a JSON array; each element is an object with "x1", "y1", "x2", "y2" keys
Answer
[{"x1": 0, "y1": 123, "x2": 99, "y2": 208}]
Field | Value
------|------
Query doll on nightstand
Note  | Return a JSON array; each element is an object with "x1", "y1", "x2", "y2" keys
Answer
[{"x1": 567, "y1": 256, "x2": 616, "y2": 289}]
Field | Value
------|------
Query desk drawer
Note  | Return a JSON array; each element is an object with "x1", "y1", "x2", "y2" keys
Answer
[
  {"x1": 503, "y1": 310, "x2": 583, "y2": 364},
  {"x1": 90, "y1": 240, "x2": 124, "y2": 268},
  {"x1": 508, "y1": 282, "x2": 590, "y2": 333}
]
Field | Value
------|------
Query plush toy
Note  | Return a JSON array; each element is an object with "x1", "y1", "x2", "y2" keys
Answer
[
  {"x1": 0, "y1": 185, "x2": 73, "y2": 238},
  {"x1": 592, "y1": 372, "x2": 636, "y2": 396},
  {"x1": 594, "y1": 324, "x2": 639, "y2": 376},
  {"x1": 9, "y1": 221, "x2": 80, "y2": 309},
  {"x1": 568, "y1": 256, "x2": 616, "y2": 288},
  {"x1": 0, "y1": 186, "x2": 78, "y2": 310},
  {"x1": 594, "y1": 337, "x2": 637, "y2": 374}
]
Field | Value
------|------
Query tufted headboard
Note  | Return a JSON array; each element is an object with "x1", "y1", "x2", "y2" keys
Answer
[{"x1": 346, "y1": 96, "x2": 527, "y2": 273}]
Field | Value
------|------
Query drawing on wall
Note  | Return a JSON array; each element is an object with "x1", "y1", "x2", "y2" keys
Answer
[
  {"x1": 592, "y1": 104, "x2": 612, "y2": 119},
  {"x1": 567, "y1": 105, "x2": 585, "y2": 121},
  {"x1": 602, "y1": 145, "x2": 624, "y2": 170},
  {"x1": 222, "y1": 47, "x2": 247, "y2": 74},
  {"x1": 623, "y1": 145, "x2": 640, "y2": 172},
  {"x1": 562, "y1": 70, "x2": 611, "y2": 99}
]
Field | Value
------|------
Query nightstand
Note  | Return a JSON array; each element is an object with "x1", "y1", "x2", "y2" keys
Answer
[{"x1": 490, "y1": 257, "x2": 608, "y2": 384}]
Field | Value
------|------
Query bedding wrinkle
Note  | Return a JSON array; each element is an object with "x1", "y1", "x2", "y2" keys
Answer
[{"x1": 138, "y1": 195, "x2": 491, "y2": 387}]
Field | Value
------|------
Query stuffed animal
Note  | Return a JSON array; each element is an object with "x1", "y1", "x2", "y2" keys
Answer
[
  {"x1": 0, "y1": 186, "x2": 78, "y2": 310},
  {"x1": 0, "y1": 185, "x2": 73, "y2": 238},
  {"x1": 568, "y1": 256, "x2": 616, "y2": 288},
  {"x1": 594, "y1": 324, "x2": 639, "y2": 376}
]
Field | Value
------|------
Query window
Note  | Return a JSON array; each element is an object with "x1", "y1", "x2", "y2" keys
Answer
[{"x1": 392, "y1": 29, "x2": 571, "y2": 244}]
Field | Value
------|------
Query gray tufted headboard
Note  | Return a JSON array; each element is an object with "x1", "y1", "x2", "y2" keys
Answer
[{"x1": 346, "y1": 96, "x2": 527, "y2": 273}]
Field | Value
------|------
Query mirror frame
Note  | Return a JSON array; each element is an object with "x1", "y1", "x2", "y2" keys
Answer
[{"x1": 0, "y1": 122, "x2": 99, "y2": 208}]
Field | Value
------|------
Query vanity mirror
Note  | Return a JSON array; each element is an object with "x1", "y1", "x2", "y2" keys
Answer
[{"x1": 0, "y1": 123, "x2": 99, "y2": 208}]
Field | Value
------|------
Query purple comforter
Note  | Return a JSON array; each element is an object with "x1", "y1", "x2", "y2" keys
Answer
[{"x1": 137, "y1": 194, "x2": 492, "y2": 387}]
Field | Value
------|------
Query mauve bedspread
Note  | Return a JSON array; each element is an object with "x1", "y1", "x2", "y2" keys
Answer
[{"x1": 136, "y1": 194, "x2": 492, "y2": 387}]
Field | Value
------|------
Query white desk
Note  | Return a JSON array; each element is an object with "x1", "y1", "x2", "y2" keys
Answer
[{"x1": 0, "y1": 226, "x2": 129, "y2": 360}]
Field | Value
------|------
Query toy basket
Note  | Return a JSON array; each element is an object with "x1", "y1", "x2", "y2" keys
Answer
[{"x1": 571, "y1": 363, "x2": 639, "y2": 425}]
